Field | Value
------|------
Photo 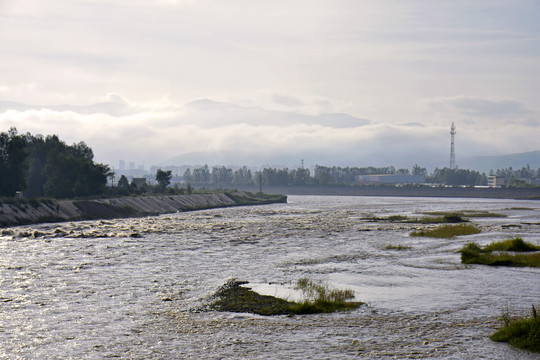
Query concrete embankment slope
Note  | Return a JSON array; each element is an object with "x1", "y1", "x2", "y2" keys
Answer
[{"x1": 0, "y1": 192, "x2": 287, "y2": 227}]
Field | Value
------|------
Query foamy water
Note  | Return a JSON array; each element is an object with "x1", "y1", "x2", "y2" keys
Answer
[{"x1": 1, "y1": 195, "x2": 539, "y2": 359}]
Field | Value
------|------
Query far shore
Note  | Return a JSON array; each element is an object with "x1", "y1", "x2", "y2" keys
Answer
[{"x1": 219, "y1": 184, "x2": 540, "y2": 200}]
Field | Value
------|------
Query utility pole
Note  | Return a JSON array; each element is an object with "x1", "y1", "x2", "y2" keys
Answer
[{"x1": 450, "y1": 122, "x2": 456, "y2": 169}]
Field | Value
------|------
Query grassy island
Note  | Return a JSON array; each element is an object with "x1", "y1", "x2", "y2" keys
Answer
[
  {"x1": 460, "y1": 238, "x2": 540, "y2": 267},
  {"x1": 410, "y1": 223, "x2": 481, "y2": 238},
  {"x1": 208, "y1": 279, "x2": 363, "y2": 316}
]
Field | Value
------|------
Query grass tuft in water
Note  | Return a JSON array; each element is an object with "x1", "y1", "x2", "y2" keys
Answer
[
  {"x1": 289, "y1": 278, "x2": 362, "y2": 314},
  {"x1": 384, "y1": 244, "x2": 412, "y2": 250},
  {"x1": 491, "y1": 305, "x2": 540, "y2": 353},
  {"x1": 460, "y1": 238, "x2": 540, "y2": 268},
  {"x1": 483, "y1": 237, "x2": 540, "y2": 252},
  {"x1": 410, "y1": 223, "x2": 481, "y2": 238},
  {"x1": 423, "y1": 210, "x2": 506, "y2": 218},
  {"x1": 364, "y1": 213, "x2": 468, "y2": 224},
  {"x1": 208, "y1": 278, "x2": 363, "y2": 316}
]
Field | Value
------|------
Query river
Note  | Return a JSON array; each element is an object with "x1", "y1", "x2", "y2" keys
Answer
[{"x1": 1, "y1": 195, "x2": 539, "y2": 359}]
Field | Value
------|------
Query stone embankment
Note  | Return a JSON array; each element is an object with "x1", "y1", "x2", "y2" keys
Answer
[{"x1": 0, "y1": 192, "x2": 287, "y2": 227}]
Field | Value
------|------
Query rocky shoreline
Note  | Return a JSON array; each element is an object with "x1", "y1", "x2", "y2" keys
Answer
[{"x1": 0, "y1": 192, "x2": 287, "y2": 227}]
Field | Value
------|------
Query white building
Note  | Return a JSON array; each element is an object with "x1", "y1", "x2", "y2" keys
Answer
[{"x1": 487, "y1": 176, "x2": 505, "y2": 188}]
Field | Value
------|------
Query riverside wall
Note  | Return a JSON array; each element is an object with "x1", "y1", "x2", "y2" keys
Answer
[{"x1": 0, "y1": 192, "x2": 286, "y2": 227}]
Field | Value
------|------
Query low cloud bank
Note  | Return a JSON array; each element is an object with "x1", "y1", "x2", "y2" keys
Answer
[{"x1": 1, "y1": 96, "x2": 538, "y2": 169}]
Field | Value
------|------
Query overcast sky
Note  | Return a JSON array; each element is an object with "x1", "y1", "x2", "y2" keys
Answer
[{"x1": 1, "y1": 0, "x2": 539, "y2": 169}]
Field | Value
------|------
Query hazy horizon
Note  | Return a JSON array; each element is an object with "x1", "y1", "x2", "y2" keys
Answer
[{"x1": 1, "y1": 1, "x2": 539, "y2": 169}]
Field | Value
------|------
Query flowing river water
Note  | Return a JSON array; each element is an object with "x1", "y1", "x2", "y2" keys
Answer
[{"x1": 1, "y1": 195, "x2": 539, "y2": 359}]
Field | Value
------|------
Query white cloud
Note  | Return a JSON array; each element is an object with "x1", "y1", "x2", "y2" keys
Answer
[
  {"x1": 1, "y1": 1, "x2": 539, "y2": 168},
  {"x1": 0, "y1": 98, "x2": 494, "y2": 169},
  {"x1": 422, "y1": 95, "x2": 538, "y2": 127}
]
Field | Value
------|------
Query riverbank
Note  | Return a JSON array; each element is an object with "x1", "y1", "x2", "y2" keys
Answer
[
  {"x1": 225, "y1": 185, "x2": 540, "y2": 200},
  {"x1": 0, "y1": 192, "x2": 287, "y2": 227}
]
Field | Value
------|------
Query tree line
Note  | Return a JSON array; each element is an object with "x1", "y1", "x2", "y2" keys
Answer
[
  {"x1": 0, "y1": 128, "x2": 111, "y2": 198},
  {"x1": 181, "y1": 164, "x2": 540, "y2": 188},
  {"x1": 3, "y1": 127, "x2": 539, "y2": 199},
  {"x1": 180, "y1": 164, "x2": 484, "y2": 187}
]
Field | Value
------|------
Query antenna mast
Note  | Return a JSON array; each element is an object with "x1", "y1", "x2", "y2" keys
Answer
[{"x1": 449, "y1": 122, "x2": 456, "y2": 169}]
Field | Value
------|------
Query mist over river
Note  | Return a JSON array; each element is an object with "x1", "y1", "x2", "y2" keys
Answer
[{"x1": 1, "y1": 195, "x2": 539, "y2": 359}]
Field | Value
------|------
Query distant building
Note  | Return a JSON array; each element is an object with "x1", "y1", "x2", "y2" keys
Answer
[
  {"x1": 487, "y1": 176, "x2": 505, "y2": 188},
  {"x1": 119, "y1": 160, "x2": 125, "y2": 170},
  {"x1": 356, "y1": 174, "x2": 425, "y2": 185}
]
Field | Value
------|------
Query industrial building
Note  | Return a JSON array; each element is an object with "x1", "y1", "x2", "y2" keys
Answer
[{"x1": 356, "y1": 174, "x2": 426, "y2": 185}]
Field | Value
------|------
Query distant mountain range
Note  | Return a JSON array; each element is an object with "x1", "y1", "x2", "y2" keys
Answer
[
  {"x1": 163, "y1": 149, "x2": 540, "y2": 173},
  {"x1": 459, "y1": 150, "x2": 540, "y2": 173}
]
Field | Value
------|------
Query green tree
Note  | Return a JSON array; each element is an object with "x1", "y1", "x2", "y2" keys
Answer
[
  {"x1": 291, "y1": 167, "x2": 311, "y2": 185},
  {"x1": 232, "y1": 166, "x2": 253, "y2": 186},
  {"x1": 412, "y1": 164, "x2": 427, "y2": 177},
  {"x1": 211, "y1": 166, "x2": 233, "y2": 187},
  {"x1": 427, "y1": 167, "x2": 486, "y2": 186},
  {"x1": 156, "y1": 169, "x2": 172, "y2": 190},
  {"x1": 117, "y1": 175, "x2": 130, "y2": 189},
  {"x1": 22, "y1": 134, "x2": 110, "y2": 198},
  {"x1": 183, "y1": 168, "x2": 192, "y2": 183},
  {"x1": 0, "y1": 128, "x2": 28, "y2": 196},
  {"x1": 192, "y1": 165, "x2": 211, "y2": 184}
]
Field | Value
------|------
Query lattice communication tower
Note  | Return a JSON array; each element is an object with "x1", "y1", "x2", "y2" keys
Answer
[{"x1": 449, "y1": 122, "x2": 456, "y2": 169}]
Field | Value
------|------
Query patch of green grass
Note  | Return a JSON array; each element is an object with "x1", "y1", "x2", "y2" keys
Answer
[
  {"x1": 491, "y1": 305, "x2": 540, "y2": 353},
  {"x1": 209, "y1": 280, "x2": 295, "y2": 316},
  {"x1": 361, "y1": 215, "x2": 408, "y2": 222},
  {"x1": 410, "y1": 223, "x2": 481, "y2": 238},
  {"x1": 424, "y1": 210, "x2": 506, "y2": 218},
  {"x1": 208, "y1": 279, "x2": 363, "y2": 316},
  {"x1": 460, "y1": 238, "x2": 540, "y2": 268},
  {"x1": 384, "y1": 244, "x2": 412, "y2": 250},
  {"x1": 502, "y1": 224, "x2": 522, "y2": 229},
  {"x1": 484, "y1": 238, "x2": 540, "y2": 252},
  {"x1": 363, "y1": 213, "x2": 467, "y2": 224},
  {"x1": 461, "y1": 246, "x2": 540, "y2": 267},
  {"x1": 419, "y1": 214, "x2": 468, "y2": 224},
  {"x1": 289, "y1": 278, "x2": 363, "y2": 314}
]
